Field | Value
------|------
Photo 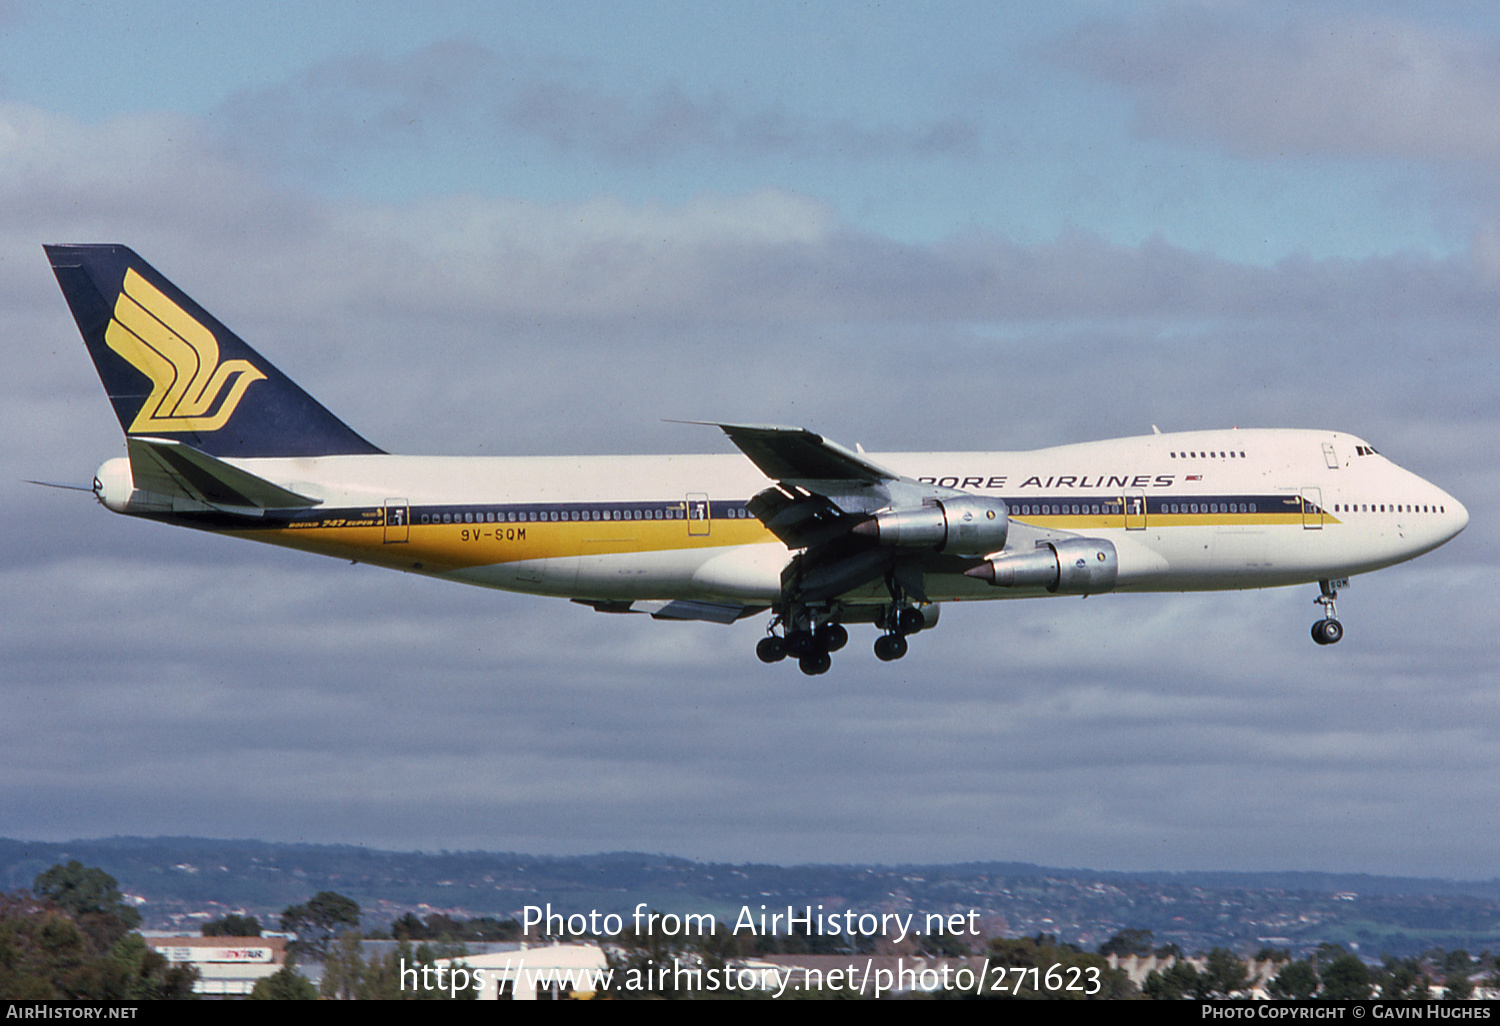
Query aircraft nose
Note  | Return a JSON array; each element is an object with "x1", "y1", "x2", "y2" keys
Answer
[{"x1": 1447, "y1": 494, "x2": 1470, "y2": 538}]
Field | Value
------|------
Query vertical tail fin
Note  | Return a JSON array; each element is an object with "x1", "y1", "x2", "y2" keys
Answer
[{"x1": 46, "y1": 244, "x2": 383, "y2": 458}]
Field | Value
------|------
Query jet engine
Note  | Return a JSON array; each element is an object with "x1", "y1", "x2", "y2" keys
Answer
[
  {"x1": 852, "y1": 496, "x2": 1009, "y2": 555},
  {"x1": 965, "y1": 538, "x2": 1118, "y2": 595}
]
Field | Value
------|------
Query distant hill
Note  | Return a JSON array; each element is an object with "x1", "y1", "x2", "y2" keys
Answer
[{"x1": 3, "y1": 837, "x2": 1498, "y2": 958}]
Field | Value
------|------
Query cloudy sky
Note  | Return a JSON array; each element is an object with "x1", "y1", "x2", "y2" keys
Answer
[{"x1": 2, "y1": 2, "x2": 1496, "y2": 882}]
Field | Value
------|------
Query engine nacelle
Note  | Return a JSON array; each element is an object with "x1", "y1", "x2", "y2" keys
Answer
[
  {"x1": 965, "y1": 538, "x2": 1118, "y2": 595},
  {"x1": 855, "y1": 496, "x2": 1009, "y2": 555}
]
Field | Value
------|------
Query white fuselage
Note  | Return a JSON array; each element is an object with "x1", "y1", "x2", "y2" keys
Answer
[{"x1": 178, "y1": 428, "x2": 1465, "y2": 610}]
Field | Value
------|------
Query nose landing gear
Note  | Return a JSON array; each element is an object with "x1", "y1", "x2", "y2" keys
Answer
[{"x1": 1311, "y1": 578, "x2": 1345, "y2": 645}]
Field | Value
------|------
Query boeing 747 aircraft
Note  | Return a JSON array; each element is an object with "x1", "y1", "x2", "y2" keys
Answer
[{"x1": 46, "y1": 245, "x2": 1469, "y2": 674}]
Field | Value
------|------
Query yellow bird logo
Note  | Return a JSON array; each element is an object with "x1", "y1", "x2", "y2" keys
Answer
[{"x1": 105, "y1": 268, "x2": 265, "y2": 433}]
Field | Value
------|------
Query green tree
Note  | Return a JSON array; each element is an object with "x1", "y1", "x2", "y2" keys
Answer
[
  {"x1": 32, "y1": 862, "x2": 141, "y2": 952},
  {"x1": 0, "y1": 893, "x2": 95, "y2": 998},
  {"x1": 249, "y1": 965, "x2": 318, "y2": 1000},
  {"x1": 359, "y1": 941, "x2": 407, "y2": 1000},
  {"x1": 1311, "y1": 942, "x2": 1348, "y2": 967},
  {"x1": 390, "y1": 911, "x2": 427, "y2": 940},
  {"x1": 1441, "y1": 949, "x2": 1473, "y2": 998},
  {"x1": 1202, "y1": 948, "x2": 1251, "y2": 998},
  {"x1": 202, "y1": 913, "x2": 260, "y2": 937},
  {"x1": 319, "y1": 932, "x2": 367, "y2": 1000},
  {"x1": 0, "y1": 891, "x2": 195, "y2": 1000},
  {"x1": 1098, "y1": 928, "x2": 1155, "y2": 958},
  {"x1": 1142, "y1": 959, "x2": 1204, "y2": 1000},
  {"x1": 466, "y1": 917, "x2": 522, "y2": 942},
  {"x1": 1318, "y1": 953, "x2": 1372, "y2": 1000},
  {"x1": 280, "y1": 891, "x2": 360, "y2": 960},
  {"x1": 106, "y1": 934, "x2": 199, "y2": 1000},
  {"x1": 1267, "y1": 958, "x2": 1319, "y2": 1000},
  {"x1": 1443, "y1": 969, "x2": 1473, "y2": 1000},
  {"x1": 1374, "y1": 956, "x2": 1425, "y2": 1000}
]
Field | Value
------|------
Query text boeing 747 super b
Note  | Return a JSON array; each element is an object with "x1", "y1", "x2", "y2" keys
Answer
[{"x1": 47, "y1": 245, "x2": 1469, "y2": 674}]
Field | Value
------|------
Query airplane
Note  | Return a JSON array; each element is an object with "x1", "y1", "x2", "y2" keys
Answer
[{"x1": 46, "y1": 244, "x2": 1469, "y2": 675}]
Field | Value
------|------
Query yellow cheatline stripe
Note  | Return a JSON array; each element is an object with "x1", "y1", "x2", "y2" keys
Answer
[
  {"x1": 235, "y1": 508, "x2": 1342, "y2": 575},
  {"x1": 229, "y1": 517, "x2": 778, "y2": 571}
]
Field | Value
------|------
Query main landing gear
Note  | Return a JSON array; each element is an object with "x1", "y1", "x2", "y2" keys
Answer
[
  {"x1": 1311, "y1": 579, "x2": 1344, "y2": 646},
  {"x1": 756, "y1": 602, "x2": 926, "y2": 674},
  {"x1": 874, "y1": 604, "x2": 925, "y2": 662},
  {"x1": 757, "y1": 616, "x2": 848, "y2": 676}
]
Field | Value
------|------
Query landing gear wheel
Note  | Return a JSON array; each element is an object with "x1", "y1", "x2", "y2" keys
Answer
[
  {"x1": 1311, "y1": 619, "x2": 1344, "y2": 646},
  {"x1": 757, "y1": 636, "x2": 787, "y2": 663},
  {"x1": 816, "y1": 623, "x2": 849, "y2": 653},
  {"x1": 786, "y1": 630, "x2": 818, "y2": 658},
  {"x1": 894, "y1": 607, "x2": 926, "y2": 635},
  {"x1": 874, "y1": 633, "x2": 909, "y2": 662},
  {"x1": 799, "y1": 651, "x2": 832, "y2": 675}
]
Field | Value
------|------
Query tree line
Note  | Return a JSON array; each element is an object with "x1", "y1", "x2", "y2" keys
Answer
[
  {"x1": 1102, "y1": 928, "x2": 1497, "y2": 1000},
  {"x1": 0, "y1": 860, "x2": 198, "y2": 999}
]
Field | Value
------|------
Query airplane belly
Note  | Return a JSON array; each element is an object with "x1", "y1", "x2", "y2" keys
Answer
[
  {"x1": 688, "y1": 543, "x2": 789, "y2": 602},
  {"x1": 1109, "y1": 530, "x2": 1172, "y2": 585},
  {"x1": 445, "y1": 544, "x2": 786, "y2": 602}
]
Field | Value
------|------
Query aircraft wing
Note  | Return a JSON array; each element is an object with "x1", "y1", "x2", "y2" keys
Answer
[
  {"x1": 712, "y1": 423, "x2": 981, "y2": 604},
  {"x1": 711, "y1": 423, "x2": 910, "y2": 553},
  {"x1": 714, "y1": 423, "x2": 899, "y2": 484}
]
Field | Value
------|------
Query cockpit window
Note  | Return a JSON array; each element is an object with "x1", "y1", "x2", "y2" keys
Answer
[{"x1": 1355, "y1": 445, "x2": 1380, "y2": 456}]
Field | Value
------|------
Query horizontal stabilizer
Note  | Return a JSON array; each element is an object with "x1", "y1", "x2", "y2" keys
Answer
[{"x1": 128, "y1": 437, "x2": 320, "y2": 512}]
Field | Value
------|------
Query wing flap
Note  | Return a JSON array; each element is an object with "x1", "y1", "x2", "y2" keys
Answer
[
  {"x1": 572, "y1": 598, "x2": 765, "y2": 624},
  {"x1": 747, "y1": 484, "x2": 865, "y2": 550}
]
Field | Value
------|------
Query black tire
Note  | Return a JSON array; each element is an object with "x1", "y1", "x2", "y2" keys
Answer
[
  {"x1": 874, "y1": 633, "x2": 909, "y2": 662},
  {"x1": 799, "y1": 651, "x2": 832, "y2": 675},
  {"x1": 1312, "y1": 619, "x2": 1344, "y2": 646},
  {"x1": 756, "y1": 636, "x2": 787, "y2": 663},
  {"x1": 787, "y1": 630, "x2": 817, "y2": 657},
  {"x1": 895, "y1": 607, "x2": 926, "y2": 635},
  {"x1": 817, "y1": 623, "x2": 849, "y2": 653}
]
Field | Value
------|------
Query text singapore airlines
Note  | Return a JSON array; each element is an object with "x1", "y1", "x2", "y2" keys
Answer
[{"x1": 47, "y1": 245, "x2": 1468, "y2": 675}]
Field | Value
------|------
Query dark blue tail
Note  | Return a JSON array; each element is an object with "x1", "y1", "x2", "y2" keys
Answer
[{"x1": 46, "y1": 244, "x2": 382, "y2": 458}]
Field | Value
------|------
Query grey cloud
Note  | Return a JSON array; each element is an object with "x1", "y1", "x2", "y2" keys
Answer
[
  {"x1": 1061, "y1": 12, "x2": 1500, "y2": 162},
  {"x1": 504, "y1": 78, "x2": 978, "y2": 160},
  {"x1": 4, "y1": 101, "x2": 1495, "y2": 873},
  {"x1": 216, "y1": 40, "x2": 979, "y2": 167},
  {"x1": 4, "y1": 551, "x2": 1493, "y2": 871}
]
